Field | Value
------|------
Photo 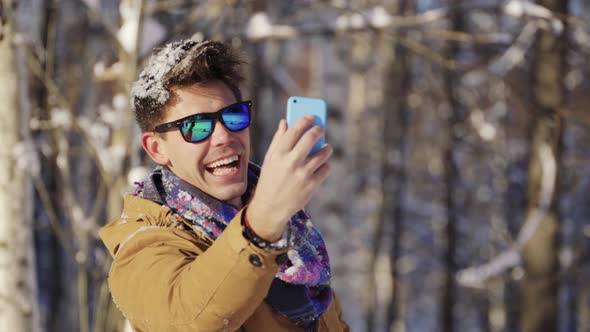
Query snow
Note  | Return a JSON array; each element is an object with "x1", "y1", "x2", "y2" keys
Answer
[
  {"x1": 335, "y1": 13, "x2": 366, "y2": 31},
  {"x1": 369, "y1": 6, "x2": 392, "y2": 28},
  {"x1": 504, "y1": 0, "x2": 524, "y2": 17},
  {"x1": 504, "y1": 0, "x2": 563, "y2": 33},
  {"x1": 130, "y1": 39, "x2": 200, "y2": 108},
  {"x1": 93, "y1": 61, "x2": 106, "y2": 77},
  {"x1": 88, "y1": 121, "x2": 110, "y2": 148},
  {"x1": 118, "y1": 0, "x2": 142, "y2": 53},
  {"x1": 118, "y1": 22, "x2": 138, "y2": 53},
  {"x1": 478, "y1": 123, "x2": 496, "y2": 141},
  {"x1": 246, "y1": 12, "x2": 273, "y2": 40},
  {"x1": 12, "y1": 141, "x2": 40, "y2": 177},
  {"x1": 470, "y1": 110, "x2": 497, "y2": 141},
  {"x1": 489, "y1": 22, "x2": 537, "y2": 75},
  {"x1": 127, "y1": 166, "x2": 150, "y2": 187},
  {"x1": 98, "y1": 145, "x2": 127, "y2": 175},
  {"x1": 112, "y1": 93, "x2": 128, "y2": 112},
  {"x1": 50, "y1": 108, "x2": 72, "y2": 129},
  {"x1": 456, "y1": 250, "x2": 521, "y2": 288},
  {"x1": 99, "y1": 105, "x2": 119, "y2": 128}
]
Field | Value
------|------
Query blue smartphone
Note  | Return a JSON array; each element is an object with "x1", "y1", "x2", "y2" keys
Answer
[{"x1": 286, "y1": 96, "x2": 327, "y2": 155}]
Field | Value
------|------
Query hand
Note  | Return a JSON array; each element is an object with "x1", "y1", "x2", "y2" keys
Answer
[{"x1": 246, "y1": 115, "x2": 332, "y2": 241}]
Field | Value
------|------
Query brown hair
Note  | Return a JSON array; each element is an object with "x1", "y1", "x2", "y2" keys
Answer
[{"x1": 131, "y1": 39, "x2": 245, "y2": 132}]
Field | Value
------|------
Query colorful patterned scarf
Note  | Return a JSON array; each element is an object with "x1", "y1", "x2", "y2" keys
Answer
[{"x1": 132, "y1": 164, "x2": 333, "y2": 327}]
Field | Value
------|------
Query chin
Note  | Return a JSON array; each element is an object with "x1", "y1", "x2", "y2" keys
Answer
[{"x1": 216, "y1": 184, "x2": 247, "y2": 203}]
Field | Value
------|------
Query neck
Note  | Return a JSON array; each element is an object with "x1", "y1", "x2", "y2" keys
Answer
[{"x1": 228, "y1": 196, "x2": 243, "y2": 209}]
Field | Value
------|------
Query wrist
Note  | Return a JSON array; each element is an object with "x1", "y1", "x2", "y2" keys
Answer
[
  {"x1": 245, "y1": 203, "x2": 286, "y2": 242},
  {"x1": 242, "y1": 208, "x2": 289, "y2": 251}
]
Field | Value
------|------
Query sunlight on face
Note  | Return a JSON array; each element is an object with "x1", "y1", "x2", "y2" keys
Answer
[{"x1": 156, "y1": 81, "x2": 250, "y2": 208}]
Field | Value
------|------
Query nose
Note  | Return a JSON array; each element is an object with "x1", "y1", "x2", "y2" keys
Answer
[{"x1": 209, "y1": 120, "x2": 234, "y2": 146}]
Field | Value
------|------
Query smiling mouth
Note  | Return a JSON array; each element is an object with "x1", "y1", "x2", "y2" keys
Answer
[{"x1": 205, "y1": 155, "x2": 240, "y2": 176}]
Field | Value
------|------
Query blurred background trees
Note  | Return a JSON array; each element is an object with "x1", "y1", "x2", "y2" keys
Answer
[{"x1": 2, "y1": 0, "x2": 590, "y2": 331}]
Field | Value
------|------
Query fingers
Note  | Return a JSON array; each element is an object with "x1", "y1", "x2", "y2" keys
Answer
[
  {"x1": 265, "y1": 115, "x2": 329, "y2": 175},
  {"x1": 304, "y1": 146, "x2": 332, "y2": 194},
  {"x1": 279, "y1": 118, "x2": 287, "y2": 132},
  {"x1": 304, "y1": 144, "x2": 332, "y2": 174},
  {"x1": 309, "y1": 162, "x2": 331, "y2": 186},
  {"x1": 267, "y1": 119, "x2": 287, "y2": 153},
  {"x1": 281, "y1": 115, "x2": 316, "y2": 151},
  {"x1": 293, "y1": 125, "x2": 325, "y2": 158}
]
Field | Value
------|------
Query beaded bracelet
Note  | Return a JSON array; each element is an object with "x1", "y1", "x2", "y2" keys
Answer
[{"x1": 242, "y1": 209, "x2": 289, "y2": 251}]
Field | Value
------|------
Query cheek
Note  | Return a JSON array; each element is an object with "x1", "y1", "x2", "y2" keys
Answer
[
  {"x1": 171, "y1": 142, "x2": 208, "y2": 169},
  {"x1": 190, "y1": 146, "x2": 209, "y2": 167},
  {"x1": 239, "y1": 129, "x2": 251, "y2": 149}
]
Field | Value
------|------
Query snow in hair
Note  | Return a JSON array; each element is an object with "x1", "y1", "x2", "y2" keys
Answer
[{"x1": 130, "y1": 39, "x2": 212, "y2": 108}]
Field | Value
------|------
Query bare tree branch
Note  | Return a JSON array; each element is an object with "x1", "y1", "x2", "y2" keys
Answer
[
  {"x1": 33, "y1": 177, "x2": 76, "y2": 259},
  {"x1": 76, "y1": 0, "x2": 127, "y2": 57},
  {"x1": 457, "y1": 143, "x2": 557, "y2": 288},
  {"x1": 144, "y1": 0, "x2": 190, "y2": 14},
  {"x1": 19, "y1": 41, "x2": 114, "y2": 187}
]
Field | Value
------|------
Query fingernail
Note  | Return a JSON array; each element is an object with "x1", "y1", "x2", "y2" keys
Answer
[{"x1": 304, "y1": 114, "x2": 315, "y2": 120}]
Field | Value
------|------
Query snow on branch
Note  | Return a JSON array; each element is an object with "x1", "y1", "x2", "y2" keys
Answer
[
  {"x1": 241, "y1": 3, "x2": 574, "y2": 75},
  {"x1": 457, "y1": 144, "x2": 557, "y2": 288},
  {"x1": 245, "y1": 5, "x2": 446, "y2": 41},
  {"x1": 77, "y1": 0, "x2": 125, "y2": 54},
  {"x1": 246, "y1": 12, "x2": 296, "y2": 40},
  {"x1": 12, "y1": 140, "x2": 41, "y2": 178},
  {"x1": 330, "y1": 4, "x2": 446, "y2": 29},
  {"x1": 117, "y1": 0, "x2": 143, "y2": 53},
  {"x1": 516, "y1": 144, "x2": 556, "y2": 245},
  {"x1": 457, "y1": 250, "x2": 521, "y2": 289},
  {"x1": 488, "y1": 21, "x2": 538, "y2": 76},
  {"x1": 503, "y1": 0, "x2": 564, "y2": 33},
  {"x1": 244, "y1": 1, "x2": 578, "y2": 42}
]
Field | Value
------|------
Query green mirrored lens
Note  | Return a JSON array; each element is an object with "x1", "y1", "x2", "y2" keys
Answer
[{"x1": 181, "y1": 118, "x2": 212, "y2": 142}]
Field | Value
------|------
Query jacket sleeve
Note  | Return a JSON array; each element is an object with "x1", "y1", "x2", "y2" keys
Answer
[
  {"x1": 334, "y1": 294, "x2": 351, "y2": 332},
  {"x1": 318, "y1": 293, "x2": 350, "y2": 332},
  {"x1": 106, "y1": 208, "x2": 287, "y2": 332}
]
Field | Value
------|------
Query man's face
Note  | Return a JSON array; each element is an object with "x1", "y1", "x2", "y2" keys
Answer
[{"x1": 153, "y1": 81, "x2": 250, "y2": 207}]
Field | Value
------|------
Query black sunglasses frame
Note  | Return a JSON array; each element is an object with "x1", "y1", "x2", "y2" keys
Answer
[{"x1": 154, "y1": 100, "x2": 252, "y2": 143}]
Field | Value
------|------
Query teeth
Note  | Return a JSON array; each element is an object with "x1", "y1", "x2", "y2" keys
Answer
[
  {"x1": 211, "y1": 167, "x2": 235, "y2": 176},
  {"x1": 206, "y1": 155, "x2": 238, "y2": 169}
]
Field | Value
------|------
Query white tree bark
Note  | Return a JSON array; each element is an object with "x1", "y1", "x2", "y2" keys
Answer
[{"x1": 0, "y1": 2, "x2": 33, "y2": 330}]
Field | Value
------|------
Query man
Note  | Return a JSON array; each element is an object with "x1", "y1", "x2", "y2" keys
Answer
[{"x1": 99, "y1": 39, "x2": 349, "y2": 331}]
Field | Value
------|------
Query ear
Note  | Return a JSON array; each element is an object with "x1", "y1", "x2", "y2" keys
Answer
[{"x1": 142, "y1": 132, "x2": 170, "y2": 165}]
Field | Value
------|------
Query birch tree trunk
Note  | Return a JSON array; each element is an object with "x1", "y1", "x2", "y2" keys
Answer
[
  {"x1": 106, "y1": 0, "x2": 144, "y2": 221},
  {"x1": 0, "y1": 1, "x2": 33, "y2": 330},
  {"x1": 102, "y1": 2, "x2": 145, "y2": 331},
  {"x1": 521, "y1": 1, "x2": 567, "y2": 331}
]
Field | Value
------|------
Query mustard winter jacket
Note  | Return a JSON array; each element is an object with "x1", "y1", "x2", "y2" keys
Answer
[{"x1": 100, "y1": 195, "x2": 349, "y2": 332}]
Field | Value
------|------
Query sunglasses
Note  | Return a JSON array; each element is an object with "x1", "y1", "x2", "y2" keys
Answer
[{"x1": 154, "y1": 101, "x2": 252, "y2": 143}]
